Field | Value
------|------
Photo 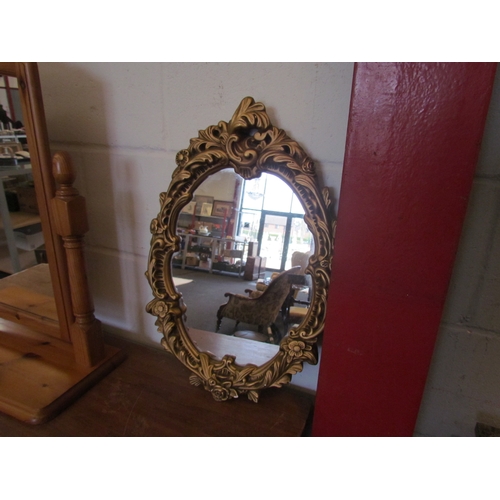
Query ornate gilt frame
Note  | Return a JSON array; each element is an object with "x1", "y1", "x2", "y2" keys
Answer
[{"x1": 146, "y1": 97, "x2": 334, "y2": 402}]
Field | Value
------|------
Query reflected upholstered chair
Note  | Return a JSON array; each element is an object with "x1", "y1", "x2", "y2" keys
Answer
[
  {"x1": 286, "y1": 251, "x2": 312, "y2": 326},
  {"x1": 244, "y1": 251, "x2": 311, "y2": 328},
  {"x1": 246, "y1": 251, "x2": 311, "y2": 298},
  {"x1": 216, "y1": 266, "x2": 301, "y2": 340}
]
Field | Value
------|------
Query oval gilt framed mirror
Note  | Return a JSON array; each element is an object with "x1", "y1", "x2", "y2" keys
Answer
[{"x1": 146, "y1": 97, "x2": 334, "y2": 402}]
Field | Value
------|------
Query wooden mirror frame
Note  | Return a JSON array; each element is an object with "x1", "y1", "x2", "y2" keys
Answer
[
  {"x1": 0, "y1": 62, "x2": 123, "y2": 424},
  {"x1": 0, "y1": 62, "x2": 73, "y2": 340},
  {"x1": 146, "y1": 97, "x2": 334, "y2": 402}
]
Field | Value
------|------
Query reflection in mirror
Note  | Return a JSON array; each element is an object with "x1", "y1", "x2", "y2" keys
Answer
[
  {"x1": 172, "y1": 169, "x2": 314, "y2": 366},
  {"x1": 0, "y1": 74, "x2": 56, "y2": 334}
]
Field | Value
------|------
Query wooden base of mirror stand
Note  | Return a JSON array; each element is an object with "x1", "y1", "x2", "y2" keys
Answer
[
  {"x1": 0, "y1": 318, "x2": 125, "y2": 425},
  {"x1": 0, "y1": 265, "x2": 125, "y2": 424}
]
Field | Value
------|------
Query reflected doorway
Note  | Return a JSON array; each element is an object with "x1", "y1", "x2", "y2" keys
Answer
[
  {"x1": 237, "y1": 172, "x2": 314, "y2": 272},
  {"x1": 256, "y1": 212, "x2": 312, "y2": 271}
]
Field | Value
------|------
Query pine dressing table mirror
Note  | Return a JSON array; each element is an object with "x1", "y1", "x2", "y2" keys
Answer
[
  {"x1": 147, "y1": 97, "x2": 334, "y2": 402},
  {"x1": 0, "y1": 62, "x2": 124, "y2": 424}
]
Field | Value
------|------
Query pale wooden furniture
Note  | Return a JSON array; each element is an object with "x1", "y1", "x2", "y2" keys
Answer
[
  {"x1": 0, "y1": 333, "x2": 313, "y2": 436},
  {"x1": 0, "y1": 318, "x2": 123, "y2": 424},
  {"x1": 0, "y1": 62, "x2": 124, "y2": 424}
]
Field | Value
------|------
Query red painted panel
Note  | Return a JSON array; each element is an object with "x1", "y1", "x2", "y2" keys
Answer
[{"x1": 313, "y1": 63, "x2": 497, "y2": 436}]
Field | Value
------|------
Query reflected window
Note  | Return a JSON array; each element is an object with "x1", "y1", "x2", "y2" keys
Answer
[
  {"x1": 240, "y1": 173, "x2": 305, "y2": 216},
  {"x1": 0, "y1": 75, "x2": 22, "y2": 130},
  {"x1": 237, "y1": 173, "x2": 311, "y2": 271}
]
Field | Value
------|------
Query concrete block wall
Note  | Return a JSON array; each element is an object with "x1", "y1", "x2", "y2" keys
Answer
[
  {"x1": 37, "y1": 62, "x2": 354, "y2": 392},
  {"x1": 415, "y1": 66, "x2": 500, "y2": 436}
]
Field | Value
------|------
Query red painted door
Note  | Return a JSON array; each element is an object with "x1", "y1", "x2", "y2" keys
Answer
[{"x1": 313, "y1": 63, "x2": 497, "y2": 436}]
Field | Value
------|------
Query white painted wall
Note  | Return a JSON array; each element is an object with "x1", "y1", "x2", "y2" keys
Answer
[{"x1": 37, "y1": 62, "x2": 354, "y2": 394}]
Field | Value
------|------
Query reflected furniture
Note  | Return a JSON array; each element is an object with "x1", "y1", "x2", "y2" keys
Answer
[
  {"x1": 243, "y1": 255, "x2": 267, "y2": 281},
  {"x1": 246, "y1": 251, "x2": 311, "y2": 299},
  {"x1": 177, "y1": 196, "x2": 232, "y2": 237},
  {"x1": 244, "y1": 251, "x2": 311, "y2": 328},
  {"x1": 174, "y1": 233, "x2": 252, "y2": 276},
  {"x1": 286, "y1": 251, "x2": 312, "y2": 326},
  {"x1": 242, "y1": 241, "x2": 265, "y2": 281},
  {"x1": 216, "y1": 266, "x2": 301, "y2": 339}
]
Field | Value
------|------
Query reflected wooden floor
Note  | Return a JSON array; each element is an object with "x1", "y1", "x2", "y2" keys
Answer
[
  {"x1": 0, "y1": 264, "x2": 59, "y2": 337},
  {"x1": 189, "y1": 327, "x2": 279, "y2": 366}
]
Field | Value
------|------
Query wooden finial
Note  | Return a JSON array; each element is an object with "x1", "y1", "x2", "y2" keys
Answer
[{"x1": 52, "y1": 151, "x2": 76, "y2": 187}]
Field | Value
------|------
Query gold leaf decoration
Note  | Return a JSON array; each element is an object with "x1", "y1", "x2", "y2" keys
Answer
[
  {"x1": 189, "y1": 375, "x2": 202, "y2": 386},
  {"x1": 247, "y1": 390, "x2": 260, "y2": 403}
]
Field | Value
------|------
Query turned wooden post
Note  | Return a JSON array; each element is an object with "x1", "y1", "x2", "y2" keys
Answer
[{"x1": 51, "y1": 151, "x2": 105, "y2": 367}]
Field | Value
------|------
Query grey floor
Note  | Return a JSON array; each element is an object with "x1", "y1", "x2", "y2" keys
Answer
[{"x1": 172, "y1": 266, "x2": 284, "y2": 337}]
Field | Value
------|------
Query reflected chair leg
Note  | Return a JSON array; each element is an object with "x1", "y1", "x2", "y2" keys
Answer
[
  {"x1": 270, "y1": 323, "x2": 280, "y2": 344},
  {"x1": 267, "y1": 325, "x2": 275, "y2": 344},
  {"x1": 216, "y1": 305, "x2": 225, "y2": 331}
]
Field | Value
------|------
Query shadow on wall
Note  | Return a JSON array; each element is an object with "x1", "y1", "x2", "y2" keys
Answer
[
  {"x1": 441, "y1": 64, "x2": 500, "y2": 332},
  {"x1": 39, "y1": 63, "x2": 136, "y2": 342},
  {"x1": 85, "y1": 159, "x2": 159, "y2": 346},
  {"x1": 415, "y1": 65, "x2": 500, "y2": 437}
]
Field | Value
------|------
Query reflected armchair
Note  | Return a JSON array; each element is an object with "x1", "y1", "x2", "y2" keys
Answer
[
  {"x1": 216, "y1": 266, "x2": 301, "y2": 341},
  {"x1": 246, "y1": 251, "x2": 311, "y2": 298},
  {"x1": 286, "y1": 251, "x2": 312, "y2": 326},
  {"x1": 244, "y1": 252, "x2": 312, "y2": 328}
]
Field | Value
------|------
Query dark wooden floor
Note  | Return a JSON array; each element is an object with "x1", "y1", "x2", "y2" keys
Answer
[{"x1": 0, "y1": 333, "x2": 314, "y2": 436}]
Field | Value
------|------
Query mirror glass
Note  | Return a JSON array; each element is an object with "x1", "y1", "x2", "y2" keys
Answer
[
  {"x1": 172, "y1": 169, "x2": 314, "y2": 366},
  {"x1": 0, "y1": 74, "x2": 56, "y2": 329}
]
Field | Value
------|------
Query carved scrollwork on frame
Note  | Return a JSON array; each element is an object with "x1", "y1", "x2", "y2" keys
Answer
[{"x1": 145, "y1": 97, "x2": 334, "y2": 402}]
